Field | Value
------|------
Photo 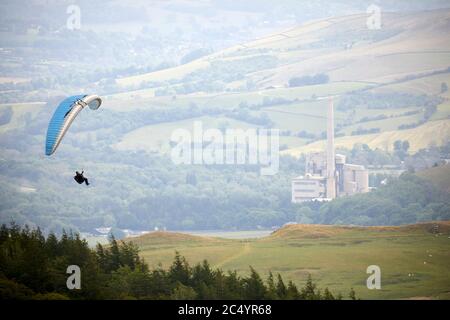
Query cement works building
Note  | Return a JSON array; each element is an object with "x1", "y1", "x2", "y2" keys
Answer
[
  {"x1": 291, "y1": 99, "x2": 369, "y2": 203},
  {"x1": 291, "y1": 152, "x2": 369, "y2": 203}
]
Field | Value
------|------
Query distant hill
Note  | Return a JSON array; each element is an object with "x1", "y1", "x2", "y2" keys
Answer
[
  {"x1": 111, "y1": 8, "x2": 450, "y2": 154},
  {"x1": 130, "y1": 231, "x2": 222, "y2": 246},
  {"x1": 116, "y1": 10, "x2": 450, "y2": 90},
  {"x1": 268, "y1": 221, "x2": 450, "y2": 240},
  {"x1": 131, "y1": 221, "x2": 450, "y2": 244},
  {"x1": 417, "y1": 164, "x2": 450, "y2": 193},
  {"x1": 131, "y1": 221, "x2": 450, "y2": 300},
  {"x1": 282, "y1": 119, "x2": 450, "y2": 155},
  {"x1": 1, "y1": 9, "x2": 450, "y2": 234}
]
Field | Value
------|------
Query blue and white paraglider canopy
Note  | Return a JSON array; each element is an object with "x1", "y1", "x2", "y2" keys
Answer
[{"x1": 45, "y1": 94, "x2": 102, "y2": 156}]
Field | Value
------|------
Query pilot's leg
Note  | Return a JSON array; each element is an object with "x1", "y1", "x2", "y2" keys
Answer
[{"x1": 84, "y1": 178, "x2": 89, "y2": 186}]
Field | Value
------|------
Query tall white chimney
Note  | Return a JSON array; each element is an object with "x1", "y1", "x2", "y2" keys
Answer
[{"x1": 326, "y1": 97, "x2": 336, "y2": 199}]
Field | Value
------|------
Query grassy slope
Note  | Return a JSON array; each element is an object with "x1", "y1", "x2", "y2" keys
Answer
[
  {"x1": 373, "y1": 72, "x2": 450, "y2": 97},
  {"x1": 114, "y1": 115, "x2": 261, "y2": 152},
  {"x1": 109, "y1": 9, "x2": 450, "y2": 154},
  {"x1": 282, "y1": 119, "x2": 450, "y2": 155},
  {"x1": 132, "y1": 222, "x2": 450, "y2": 299},
  {"x1": 115, "y1": 11, "x2": 450, "y2": 89},
  {"x1": 3, "y1": 11, "x2": 450, "y2": 154}
]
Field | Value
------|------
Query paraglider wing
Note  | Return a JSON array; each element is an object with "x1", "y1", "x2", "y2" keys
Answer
[
  {"x1": 86, "y1": 95, "x2": 102, "y2": 110},
  {"x1": 45, "y1": 94, "x2": 102, "y2": 156}
]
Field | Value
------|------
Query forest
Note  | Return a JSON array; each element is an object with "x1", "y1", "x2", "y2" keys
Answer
[
  {"x1": 296, "y1": 173, "x2": 450, "y2": 225},
  {"x1": 0, "y1": 224, "x2": 354, "y2": 300},
  {"x1": 1, "y1": 140, "x2": 450, "y2": 234}
]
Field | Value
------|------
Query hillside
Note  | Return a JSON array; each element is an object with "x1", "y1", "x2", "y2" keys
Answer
[
  {"x1": 109, "y1": 9, "x2": 450, "y2": 154},
  {"x1": 116, "y1": 10, "x2": 450, "y2": 89},
  {"x1": 282, "y1": 119, "x2": 450, "y2": 155},
  {"x1": 2, "y1": 10, "x2": 450, "y2": 155},
  {"x1": 1, "y1": 9, "x2": 450, "y2": 233},
  {"x1": 132, "y1": 221, "x2": 450, "y2": 300},
  {"x1": 130, "y1": 230, "x2": 222, "y2": 246},
  {"x1": 268, "y1": 221, "x2": 450, "y2": 239}
]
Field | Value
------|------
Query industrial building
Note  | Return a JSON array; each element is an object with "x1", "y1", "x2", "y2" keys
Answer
[{"x1": 291, "y1": 99, "x2": 369, "y2": 203}]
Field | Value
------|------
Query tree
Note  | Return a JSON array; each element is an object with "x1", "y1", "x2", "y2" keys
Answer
[
  {"x1": 108, "y1": 234, "x2": 122, "y2": 272},
  {"x1": 300, "y1": 274, "x2": 319, "y2": 300},
  {"x1": 323, "y1": 288, "x2": 335, "y2": 300},
  {"x1": 170, "y1": 282, "x2": 197, "y2": 300},
  {"x1": 275, "y1": 274, "x2": 287, "y2": 299},
  {"x1": 441, "y1": 82, "x2": 448, "y2": 93},
  {"x1": 349, "y1": 288, "x2": 357, "y2": 300},
  {"x1": 265, "y1": 272, "x2": 278, "y2": 299},
  {"x1": 191, "y1": 260, "x2": 215, "y2": 298},
  {"x1": 288, "y1": 73, "x2": 329, "y2": 87},
  {"x1": 296, "y1": 206, "x2": 314, "y2": 223},
  {"x1": 402, "y1": 140, "x2": 410, "y2": 152},
  {"x1": 169, "y1": 251, "x2": 191, "y2": 286},
  {"x1": 286, "y1": 281, "x2": 300, "y2": 299},
  {"x1": 243, "y1": 267, "x2": 267, "y2": 299},
  {"x1": 0, "y1": 224, "x2": 346, "y2": 300},
  {"x1": 394, "y1": 140, "x2": 409, "y2": 160}
]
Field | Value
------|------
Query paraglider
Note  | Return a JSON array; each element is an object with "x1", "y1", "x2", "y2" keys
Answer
[
  {"x1": 45, "y1": 95, "x2": 102, "y2": 186},
  {"x1": 45, "y1": 94, "x2": 102, "y2": 156},
  {"x1": 74, "y1": 170, "x2": 89, "y2": 186}
]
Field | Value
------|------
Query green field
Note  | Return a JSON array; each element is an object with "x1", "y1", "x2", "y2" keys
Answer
[
  {"x1": 341, "y1": 112, "x2": 424, "y2": 135},
  {"x1": 373, "y1": 72, "x2": 450, "y2": 98},
  {"x1": 114, "y1": 115, "x2": 260, "y2": 153},
  {"x1": 131, "y1": 222, "x2": 450, "y2": 300}
]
